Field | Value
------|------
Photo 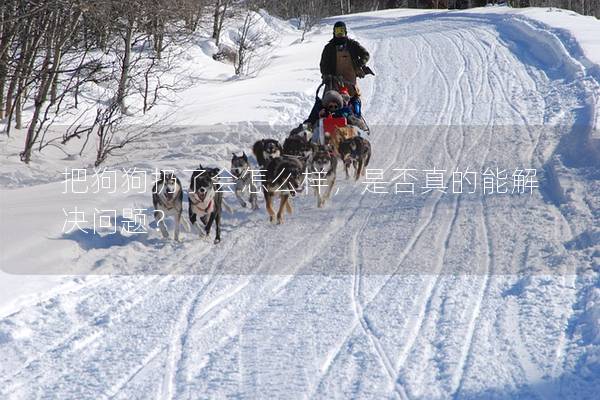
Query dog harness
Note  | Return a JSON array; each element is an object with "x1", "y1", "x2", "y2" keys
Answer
[{"x1": 189, "y1": 191, "x2": 214, "y2": 216}]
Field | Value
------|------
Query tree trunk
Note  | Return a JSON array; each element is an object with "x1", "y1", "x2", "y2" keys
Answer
[
  {"x1": 116, "y1": 20, "x2": 133, "y2": 114},
  {"x1": 0, "y1": 51, "x2": 6, "y2": 120},
  {"x1": 4, "y1": 36, "x2": 27, "y2": 123},
  {"x1": 5, "y1": 11, "x2": 48, "y2": 133},
  {"x1": 212, "y1": 0, "x2": 221, "y2": 41},
  {"x1": 49, "y1": 48, "x2": 62, "y2": 105},
  {"x1": 50, "y1": 9, "x2": 81, "y2": 107},
  {"x1": 21, "y1": 49, "x2": 52, "y2": 163},
  {"x1": 216, "y1": 1, "x2": 228, "y2": 48},
  {"x1": 0, "y1": 4, "x2": 14, "y2": 120},
  {"x1": 15, "y1": 87, "x2": 22, "y2": 129}
]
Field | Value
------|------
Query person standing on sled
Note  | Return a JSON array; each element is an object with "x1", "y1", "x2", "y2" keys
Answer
[
  {"x1": 320, "y1": 21, "x2": 371, "y2": 116},
  {"x1": 290, "y1": 21, "x2": 372, "y2": 135}
]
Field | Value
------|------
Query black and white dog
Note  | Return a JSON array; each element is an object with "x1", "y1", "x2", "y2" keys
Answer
[
  {"x1": 284, "y1": 132, "x2": 316, "y2": 182},
  {"x1": 263, "y1": 156, "x2": 305, "y2": 224},
  {"x1": 339, "y1": 136, "x2": 372, "y2": 180},
  {"x1": 231, "y1": 152, "x2": 259, "y2": 210},
  {"x1": 252, "y1": 138, "x2": 282, "y2": 168},
  {"x1": 188, "y1": 166, "x2": 224, "y2": 244},
  {"x1": 152, "y1": 170, "x2": 188, "y2": 240},
  {"x1": 283, "y1": 132, "x2": 313, "y2": 160},
  {"x1": 310, "y1": 145, "x2": 338, "y2": 208}
]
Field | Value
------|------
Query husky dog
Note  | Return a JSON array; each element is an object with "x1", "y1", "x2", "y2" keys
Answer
[
  {"x1": 252, "y1": 139, "x2": 282, "y2": 168},
  {"x1": 339, "y1": 136, "x2": 372, "y2": 180},
  {"x1": 308, "y1": 145, "x2": 338, "y2": 208},
  {"x1": 310, "y1": 145, "x2": 338, "y2": 208},
  {"x1": 263, "y1": 156, "x2": 305, "y2": 224},
  {"x1": 188, "y1": 166, "x2": 223, "y2": 244},
  {"x1": 152, "y1": 170, "x2": 187, "y2": 240},
  {"x1": 283, "y1": 133, "x2": 314, "y2": 163},
  {"x1": 231, "y1": 152, "x2": 259, "y2": 210},
  {"x1": 283, "y1": 134, "x2": 313, "y2": 157}
]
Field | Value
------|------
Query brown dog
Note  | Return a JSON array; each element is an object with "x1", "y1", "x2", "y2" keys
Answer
[{"x1": 328, "y1": 125, "x2": 357, "y2": 156}]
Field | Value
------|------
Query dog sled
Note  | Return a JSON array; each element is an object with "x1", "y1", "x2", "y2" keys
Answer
[
  {"x1": 303, "y1": 82, "x2": 367, "y2": 156},
  {"x1": 289, "y1": 75, "x2": 371, "y2": 142}
]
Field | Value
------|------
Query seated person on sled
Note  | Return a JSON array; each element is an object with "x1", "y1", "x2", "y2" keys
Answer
[
  {"x1": 305, "y1": 89, "x2": 366, "y2": 147},
  {"x1": 292, "y1": 87, "x2": 367, "y2": 136},
  {"x1": 319, "y1": 89, "x2": 352, "y2": 121}
]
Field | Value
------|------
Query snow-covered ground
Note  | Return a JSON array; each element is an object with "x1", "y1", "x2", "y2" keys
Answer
[{"x1": 1, "y1": 6, "x2": 599, "y2": 399}]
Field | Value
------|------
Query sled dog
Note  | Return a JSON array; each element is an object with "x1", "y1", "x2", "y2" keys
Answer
[
  {"x1": 263, "y1": 156, "x2": 305, "y2": 224},
  {"x1": 310, "y1": 145, "x2": 338, "y2": 208},
  {"x1": 283, "y1": 132, "x2": 313, "y2": 160},
  {"x1": 252, "y1": 138, "x2": 282, "y2": 168},
  {"x1": 329, "y1": 125, "x2": 357, "y2": 156},
  {"x1": 152, "y1": 170, "x2": 188, "y2": 240},
  {"x1": 338, "y1": 136, "x2": 371, "y2": 180},
  {"x1": 188, "y1": 166, "x2": 224, "y2": 244},
  {"x1": 231, "y1": 152, "x2": 259, "y2": 210}
]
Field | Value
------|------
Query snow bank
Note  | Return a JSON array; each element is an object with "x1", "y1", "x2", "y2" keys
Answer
[
  {"x1": 512, "y1": 8, "x2": 600, "y2": 157},
  {"x1": 521, "y1": 8, "x2": 600, "y2": 79},
  {"x1": 581, "y1": 288, "x2": 600, "y2": 345},
  {"x1": 472, "y1": 7, "x2": 600, "y2": 154}
]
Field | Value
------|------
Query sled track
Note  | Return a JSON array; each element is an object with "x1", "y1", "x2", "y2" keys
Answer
[{"x1": 450, "y1": 57, "x2": 497, "y2": 399}]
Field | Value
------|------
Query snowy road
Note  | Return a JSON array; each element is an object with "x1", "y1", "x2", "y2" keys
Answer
[{"x1": 1, "y1": 10, "x2": 599, "y2": 400}]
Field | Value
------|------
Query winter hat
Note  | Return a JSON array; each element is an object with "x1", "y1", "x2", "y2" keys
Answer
[
  {"x1": 338, "y1": 87, "x2": 351, "y2": 104},
  {"x1": 333, "y1": 21, "x2": 347, "y2": 37},
  {"x1": 322, "y1": 90, "x2": 344, "y2": 108}
]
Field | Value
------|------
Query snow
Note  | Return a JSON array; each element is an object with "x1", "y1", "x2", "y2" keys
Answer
[
  {"x1": 487, "y1": 7, "x2": 600, "y2": 77},
  {"x1": 1, "y1": 6, "x2": 600, "y2": 399}
]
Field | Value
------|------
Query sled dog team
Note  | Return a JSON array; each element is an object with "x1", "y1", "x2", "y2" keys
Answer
[
  {"x1": 152, "y1": 127, "x2": 371, "y2": 244},
  {"x1": 153, "y1": 20, "x2": 374, "y2": 244}
]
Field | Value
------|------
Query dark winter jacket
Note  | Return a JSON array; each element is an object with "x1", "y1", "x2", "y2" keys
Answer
[{"x1": 320, "y1": 38, "x2": 370, "y2": 78}]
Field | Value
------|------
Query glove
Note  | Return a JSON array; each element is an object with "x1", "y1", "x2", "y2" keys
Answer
[{"x1": 362, "y1": 66, "x2": 375, "y2": 76}]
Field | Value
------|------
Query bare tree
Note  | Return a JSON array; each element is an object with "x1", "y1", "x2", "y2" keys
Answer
[
  {"x1": 2, "y1": 0, "x2": 206, "y2": 164},
  {"x1": 92, "y1": 102, "x2": 135, "y2": 166},
  {"x1": 21, "y1": 2, "x2": 83, "y2": 163},
  {"x1": 212, "y1": 0, "x2": 231, "y2": 47},
  {"x1": 299, "y1": 1, "x2": 323, "y2": 42},
  {"x1": 233, "y1": 10, "x2": 275, "y2": 76}
]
